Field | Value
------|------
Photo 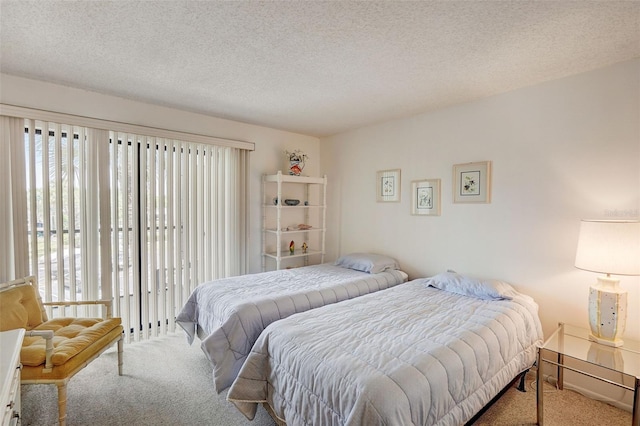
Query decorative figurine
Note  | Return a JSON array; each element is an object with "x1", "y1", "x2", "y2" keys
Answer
[
  {"x1": 301, "y1": 242, "x2": 308, "y2": 254},
  {"x1": 289, "y1": 240, "x2": 295, "y2": 254},
  {"x1": 284, "y1": 149, "x2": 308, "y2": 176}
]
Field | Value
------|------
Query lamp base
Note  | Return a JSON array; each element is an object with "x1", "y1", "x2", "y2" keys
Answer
[{"x1": 588, "y1": 276, "x2": 627, "y2": 348}]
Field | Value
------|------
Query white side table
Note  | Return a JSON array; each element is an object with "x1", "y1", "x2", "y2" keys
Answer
[{"x1": 1, "y1": 329, "x2": 25, "y2": 426}]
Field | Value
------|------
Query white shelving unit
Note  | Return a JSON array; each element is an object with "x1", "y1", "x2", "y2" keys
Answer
[{"x1": 262, "y1": 171, "x2": 327, "y2": 271}]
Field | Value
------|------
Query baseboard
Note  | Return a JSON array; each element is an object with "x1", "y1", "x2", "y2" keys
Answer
[{"x1": 542, "y1": 375, "x2": 632, "y2": 413}]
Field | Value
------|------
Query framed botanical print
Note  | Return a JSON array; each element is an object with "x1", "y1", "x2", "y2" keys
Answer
[
  {"x1": 453, "y1": 161, "x2": 492, "y2": 203},
  {"x1": 376, "y1": 169, "x2": 401, "y2": 202},
  {"x1": 411, "y1": 179, "x2": 441, "y2": 216}
]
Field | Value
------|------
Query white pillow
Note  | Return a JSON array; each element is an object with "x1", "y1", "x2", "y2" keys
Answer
[
  {"x1": 334, "y1": 253, "x2": 400, "y2": 274},
  {"x1": 424, "y1": 272, "x2": 516, "y2": 300}
]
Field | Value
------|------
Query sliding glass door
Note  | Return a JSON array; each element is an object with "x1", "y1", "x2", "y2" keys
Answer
[{"x1": 21, "y1": 119, "x2": 248, "y2": 342}]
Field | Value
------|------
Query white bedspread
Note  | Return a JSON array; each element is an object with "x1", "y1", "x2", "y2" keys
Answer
[
  {"x1": 228, "y1": 279, "x2": 543, "y2": 426},
  {"x1": 176, "y1": 264, "x2": 408, "y2": 392}
]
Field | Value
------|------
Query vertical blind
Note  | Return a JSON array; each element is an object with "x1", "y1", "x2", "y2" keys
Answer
[
  {"x1": 13, "y1": 118, "x2": 249, "y2": 342},
  {"x1": 109, "y1": 133, "x2": 248, "y2": 341},
  {"x1": 23, "y1": 121, "x2": 108, "y2": 314}
]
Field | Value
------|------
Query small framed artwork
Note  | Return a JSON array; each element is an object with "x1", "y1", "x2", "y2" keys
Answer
[
  {"x1": 411, "y1": 179, "x2": 441, "y2": 216},
  {"x1": 453, "y1": 161, "x2": 492, "y2": 203},
  {"x1": 376, "y1": 169, "x2": 401, "y2": 202}
]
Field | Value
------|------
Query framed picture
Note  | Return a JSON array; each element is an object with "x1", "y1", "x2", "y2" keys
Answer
[
  {"x1": 411, "y1": 179, "x2": 441, "y2": 216},
  {"x1": 453, "y1": 161, "x2": 492, "y2": 203},
  {"x1": 376, "y1": 169, "x2": 401, "y2": 202}
]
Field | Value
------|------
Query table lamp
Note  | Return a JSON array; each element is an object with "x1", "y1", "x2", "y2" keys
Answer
[{"x1": 574, "y1": 219, "x2": 640, "y2": 347}]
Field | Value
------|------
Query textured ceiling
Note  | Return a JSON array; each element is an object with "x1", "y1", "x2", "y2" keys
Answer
[{"x1": 1, "y1": 1, "x2": 639, "y2": 137}]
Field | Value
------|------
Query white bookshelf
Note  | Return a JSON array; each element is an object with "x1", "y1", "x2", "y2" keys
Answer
[{"x1": 262, "y1": 171, "x2": 327, "y2": 271}]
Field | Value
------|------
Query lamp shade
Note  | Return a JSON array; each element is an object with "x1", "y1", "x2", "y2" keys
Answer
[{"x1": 575, "y1": 220, "x2": 640, "y2": 276}]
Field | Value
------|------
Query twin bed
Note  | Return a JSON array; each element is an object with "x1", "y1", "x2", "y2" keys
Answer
[
  {"x1": 176, "y1": 253, "x2": 408, "y2": 391},
  {"x1": 177, "y1": 254, "x2": 543, "y2": 425}
]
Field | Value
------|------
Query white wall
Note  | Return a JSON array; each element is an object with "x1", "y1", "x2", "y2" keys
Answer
[
  {"x1": 4, "y1": 62, "x2": 638, "y2": 337},
  {"x1": 320, "y1": 59, "x2": 640, "y2": 344},
  {"x1": 0, "y1": 74, "x2": 320, "y2": 274}
]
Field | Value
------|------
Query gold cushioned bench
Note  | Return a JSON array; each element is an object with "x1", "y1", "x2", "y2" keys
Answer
[{"x1": 0, "y1": 276, "x2": 123, "y2": 426}]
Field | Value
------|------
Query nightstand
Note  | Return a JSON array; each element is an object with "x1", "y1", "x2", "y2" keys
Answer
[
  {"x1": 537, "y1": 322, "x2": 640, "y2": 426},
  {"x1": 1, "y1": 328, "x2": 25, "y2": 426}
]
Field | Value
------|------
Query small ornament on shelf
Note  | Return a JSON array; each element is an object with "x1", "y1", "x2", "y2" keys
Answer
[
  {"x1": 301, "y1": 242, "x2": 308, "y2": 254},
  {"x1": 289, "y1": 240, "x2": 295, "y2": 255},
  {"x1": 284, "y1": 149, "x2": 308, "y2": 176}
]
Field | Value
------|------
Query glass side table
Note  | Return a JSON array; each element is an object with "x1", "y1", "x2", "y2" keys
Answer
[{"x1": 537, "y1": 323, "x2": 640, "y2": 425}]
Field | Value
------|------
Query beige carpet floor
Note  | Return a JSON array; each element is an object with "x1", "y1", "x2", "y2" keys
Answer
[
  {"x1": 20, "y1": 330, "x2": 632, "y2": 425},
  {"x1": 473, "y1": 372, "x2": 631, "y2": 425}
]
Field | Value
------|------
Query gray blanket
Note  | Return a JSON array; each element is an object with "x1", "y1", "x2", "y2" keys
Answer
[
  {"x1": 228, "y1": 279, "x2": 543, "y2": 425},
  {"x1": 176, "y1": 264, "x2": 408, "y2": 392}
]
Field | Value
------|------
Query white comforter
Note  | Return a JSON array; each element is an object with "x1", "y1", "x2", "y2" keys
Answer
[
  {"x1": 176, "y1": 264, "x2": 408, "y2": 392},
  {"x1": 228, "y1": 279, "x2": 543, "y2": 426}
]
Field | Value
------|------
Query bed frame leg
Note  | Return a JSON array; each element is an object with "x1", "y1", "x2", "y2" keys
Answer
[
  {"x1": 517, "y1": 368, "x2": 529, "y2": 392},
  {"x1": 463, "y1": 368, "x2": 531, "y2": 425}
]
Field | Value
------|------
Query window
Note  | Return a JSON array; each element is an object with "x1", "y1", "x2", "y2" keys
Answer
[{"x1": 13, "y1": 117, "x2": 249, "y2": 342}]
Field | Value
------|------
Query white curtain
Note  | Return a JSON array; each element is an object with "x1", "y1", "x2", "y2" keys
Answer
[{"x1": 0, "y1": 116, "x2": 29, "y2": 282}]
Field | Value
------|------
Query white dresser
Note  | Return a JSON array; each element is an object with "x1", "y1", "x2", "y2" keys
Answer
[{"x1": 1, "y1": 329, "x2": 24, "y2": 426}]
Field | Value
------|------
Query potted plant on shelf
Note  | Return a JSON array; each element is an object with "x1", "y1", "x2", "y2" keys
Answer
[{"x1": 284, "y1": 149, "x2": 308, "y2": 176}]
